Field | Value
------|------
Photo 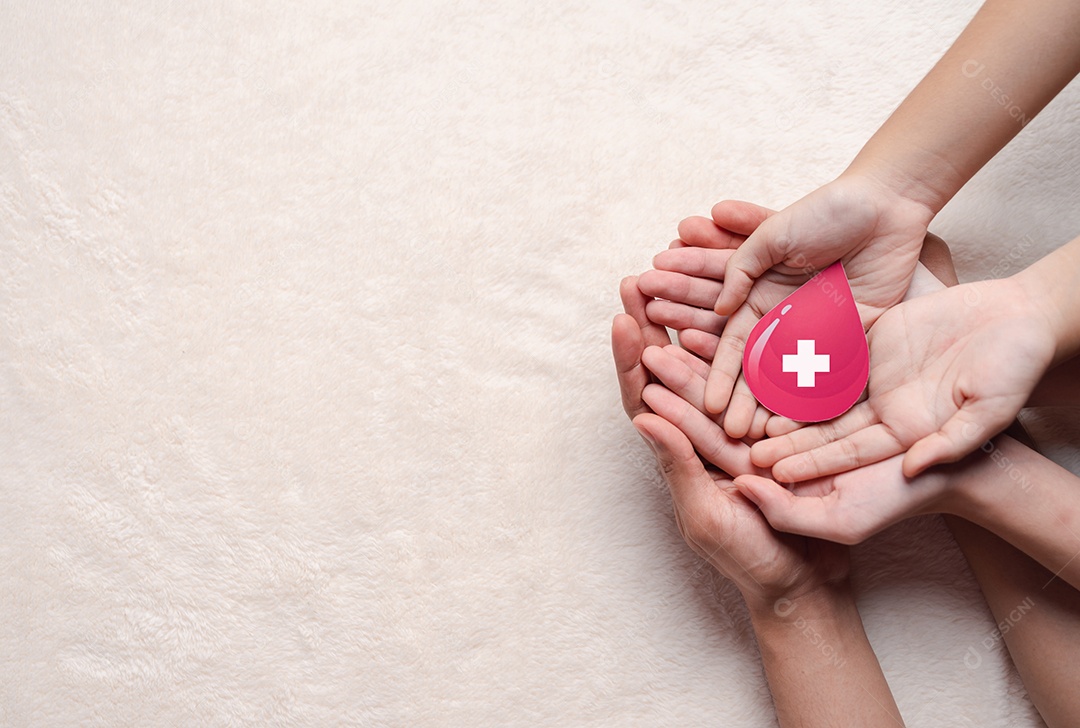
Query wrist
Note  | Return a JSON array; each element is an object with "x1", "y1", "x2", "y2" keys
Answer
[
  {"x1": 936, "y1": 435, "x2": 1026, "y2": 523},
  {"x1": 842, "y1": 144, "x2": 961, "y2": 217},
  {"x1": 747, "y1": 581, "x2": 865, "y2": 670},
  {"x1": 745, "y1": 575, "x2": 904, "y2": 726},
  {"x1": 745, "y1": 579, "x2": 856, "y2": 628}
]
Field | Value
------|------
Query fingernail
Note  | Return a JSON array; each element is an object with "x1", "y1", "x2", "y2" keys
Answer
[{"x1": 733, "y1": 479, "x2": 757, "y2": 500}]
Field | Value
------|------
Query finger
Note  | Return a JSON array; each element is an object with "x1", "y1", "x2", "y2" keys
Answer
[
  {"x1": 632, "y1": 413, "x2": 714, "y2": 514},
  {"x1": 732, "y1": 475, "x2": 854, "y2": 543},
  {"x1": 642, "y1": 383, "x2": 755, "y2": 476},
  {"x1": 676, "y1": 328, "x2": 720, "y2": 362},
  {"x1": 662, "y1": 344, "x2": 711, "y2": 380},
  {"x1": 652, "y1": 246, "x2": 735, "y2": 280},
  {"x1": 750, "y1": 401, "x2": 879, "y2": 467},
  {"x1": 747, "y1": 405, "x2": 772, "y2": 441},
  {"x1": 703, "y1": 304, "x2": 759, "y2": 413},
  {"x1": 638, "y1": 268, "x2": 724, "y2": 309},
  {"x1": 641, "y1": 346, "x2": 717, "y2": 418},
  {"x1": 764, "y1": 416, "x2": 803, "y2": 437},
  {"x1": 620, "y1": 276, "x2": 671, "y2": 349},
  {"x1": 770, "y1": 424, "x2": 906, "y2": 482},
  {"x1": 714, "y1": 218, "x2": 792, "y2": 316},
  {"x1": 676, "y1": 215, "x2": 744, "y2": 250},
  {"x1": 722, "y1": 375, "x2": 758, "y2": 439},
  {"x1": 642, "y1": 346, "x2": 703, "y2": 410},
  {"x1": 902, "y1": 405, "x2": 1006, "y2": 478},
  {"x1": 648, "y1": 350, "x2": 761, "y2": 452},
  {"x1": 710, "y1": 200, "x2": 775, "y2": 237},
  {"x1": 612, "y1": 314, "x2": 650, "y2": 420},
  {"x1": 668, "y1": 238, "x2": 686, "y2": 249},
  {"x1": 646, "y1": 300, "x2": 727, "y2": 335}
]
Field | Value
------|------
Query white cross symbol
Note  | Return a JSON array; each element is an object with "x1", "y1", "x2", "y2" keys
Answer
[{"x1": 782, "y1": 339, "x2": 830, "y2": 388}]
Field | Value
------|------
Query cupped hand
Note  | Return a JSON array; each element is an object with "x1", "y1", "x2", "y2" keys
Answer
[
  {"x1": 612, "y1": 286, "x2": 849, "y2": 605},
  {"x1": 702, "y1": 174, "x2": 935, "y2": 417},
  {"x1": 751, "y1": 274, "x2": 1057, "y2": 480}
]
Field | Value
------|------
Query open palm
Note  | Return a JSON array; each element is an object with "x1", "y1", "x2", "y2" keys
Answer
[
  {"x1": 752, "y1": 276, "x2": 1057, "y2": 481},
  {"x1": 644, "y1": 197, "x2": 936, "y2": 439}
]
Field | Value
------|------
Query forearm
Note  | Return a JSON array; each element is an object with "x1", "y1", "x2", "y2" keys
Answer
[
  {"x1": 946, "y1": 516, "x2": 1080, "y2": 728},
  {"x1": 845, "y1": 0, "x2": 1080, "y2": 213},
  {"x1": 944, "y1": 434, "x2": 1080, "y2": 591},
  {"x1": 747, "y1": 587, "x2": 904, "y2": 727}
]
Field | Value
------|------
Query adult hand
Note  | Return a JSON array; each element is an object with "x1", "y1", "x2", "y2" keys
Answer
[
  {"x1": 612, "y1": 284, "x2": 849, "y2": 606},
  {"x1": 613, "y1": 274, "x2": 674, "y2": 421},
  {"x1": 616, "y1": 282, "x2": 909, "y2": 728}
]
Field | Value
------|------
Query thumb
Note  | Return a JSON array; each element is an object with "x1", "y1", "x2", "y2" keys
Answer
[
  {"x1": 714, "y1": 220, "x2": 792, "y2": 315},
  {"x1": 633, "y1": 413, "x2": 709, "y2": 503},
  {"x1": 902, "y1": 404, "x2": 1003, "y2": 478},
  {"x1": 710, "y1": 199, "x2": 775, "y2": 237},
  {"x1": 734, "y1": 475, "x2": 854, "y2": 543}
]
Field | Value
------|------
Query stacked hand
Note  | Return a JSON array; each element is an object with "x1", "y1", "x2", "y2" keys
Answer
[
  {"x1": 621, "y1": 198, "x2": 1063, "y2": 545},
  {"x1": 609, "y1": 3, "x2": 1080, "y2": 721},
  {"x1": 612, "y1": 277, "x2": 852, "y2": 605},
  {"x1": 614, "y1": 275, "x2": 925, "y2": 726}
]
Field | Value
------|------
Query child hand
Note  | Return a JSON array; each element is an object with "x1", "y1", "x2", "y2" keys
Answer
[
  {"x1": 703, "y1": 174, "x2": 935, "y2": 417},
  {"x1": 750, "y1": 274, "x2": 1057, "y2": 480}
]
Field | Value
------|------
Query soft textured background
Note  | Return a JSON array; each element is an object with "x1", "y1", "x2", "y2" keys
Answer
[{"x1": 3, "y1": 1, "x2": 1080, "y2": 726}]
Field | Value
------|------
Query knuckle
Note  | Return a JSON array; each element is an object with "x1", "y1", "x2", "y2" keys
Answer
[
  {"x1": 721, "y1": 330, "x2": 746, "y2": 348},
  {"x1": 803, "y1": 447, "x2": 825, "y2": 475},
  {"x1": 837, "y1": 438, "x2": 860, "y2": 468},
  {"x1": 820, "y1": 420, "x2": 840, "y2": 441}
]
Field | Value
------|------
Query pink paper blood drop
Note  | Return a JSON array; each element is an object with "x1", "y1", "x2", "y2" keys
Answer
[{"x1": 741, "y1": 261, "x2": 869, "y2": 423}]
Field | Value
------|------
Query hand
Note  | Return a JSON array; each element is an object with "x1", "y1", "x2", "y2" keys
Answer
[
  {"x1": 634, "y1": 340, "x2": 953, "y2": 546},
  {"x1": 639, "y1": 201, "x2": 783, "y2": 438},
  {"x1": 751, "y1": 274, "x2": 1058, "y2": 480},
  {"x1": 612, "y1": 283, "x2": 849, "y2": 605},
  {"x1": 702, "y1": 174, "x2": 936, "y2": 418},
  {"x1": 618, "y1": 288, "x2": 910, "y2": 726}
]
